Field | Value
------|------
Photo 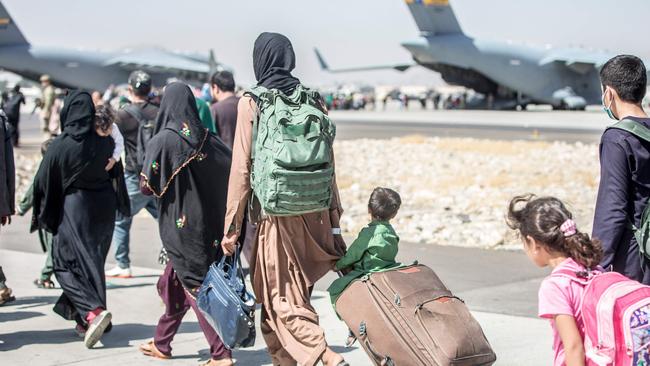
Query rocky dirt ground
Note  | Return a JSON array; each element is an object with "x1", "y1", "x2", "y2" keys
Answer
[
  {"x1": 334, "y1": 135, "x2": 600, "y2": 250},
  {"x1": 14, "y1": 135, "x2": 601, "y2": 250}
]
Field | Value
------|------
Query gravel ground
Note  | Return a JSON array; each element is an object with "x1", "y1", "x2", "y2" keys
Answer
[
  {"x1": 334, "y1": 135, "x2": 600, "y2": 250},
  {"x1": 14, "y1": 135, "x2": 601, "y2": 250}
]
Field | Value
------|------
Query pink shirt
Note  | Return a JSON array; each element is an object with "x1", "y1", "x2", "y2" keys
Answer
[{"x1": 538, "y1": 258, "x2": 587, "y2": 366}]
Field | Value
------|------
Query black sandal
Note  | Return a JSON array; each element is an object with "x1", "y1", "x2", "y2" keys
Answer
[{"x1": 34, "y1": 279, "x2": 56, "y2": 289}]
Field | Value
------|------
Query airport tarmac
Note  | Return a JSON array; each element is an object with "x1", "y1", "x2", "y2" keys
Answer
[
  {"x1": 13, "y1": 109, "x2": 609, "y2": 150},
  {"x1": 331, "y1": 108, "x2": 608, "y2": 142}
]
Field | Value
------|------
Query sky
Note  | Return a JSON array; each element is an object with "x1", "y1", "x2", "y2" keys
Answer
[{"x1": 3, "y1": 0, "x2": 650, "y2": 87}]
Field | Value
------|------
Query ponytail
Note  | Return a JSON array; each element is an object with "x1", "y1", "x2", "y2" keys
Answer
[
  {"x1": 507, "y1": 194, "x2": 604, "y2": 269},
  {"x1": 562, "y1": 232, "x2": 603, "y2": 269}
]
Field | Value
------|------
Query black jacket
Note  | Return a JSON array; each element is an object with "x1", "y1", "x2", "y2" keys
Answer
[{"x1": 593, "y1": 116, "x2": 650, "y2": 284}]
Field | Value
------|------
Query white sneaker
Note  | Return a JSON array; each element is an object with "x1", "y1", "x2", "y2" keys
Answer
[
  {"x1": 84, "y1": 310, "x2": 112, "y2": 349},
  {"x1": 105, "y1": 266, "x2": 132, "y2": 278}
]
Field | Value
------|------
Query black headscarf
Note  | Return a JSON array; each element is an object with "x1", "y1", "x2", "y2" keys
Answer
[
  {"x1": 60, "y1": 91, "x2": 95, "y2": 138},
  {"x1": 253, "y1": 32, "x2": 301, "y2": 95},
  {"x1": 142, "y1": 82, "x2": 208, "y2": 197},
  {"x1": 32, "y1": 91, "x2": 104, "y2": 233}
]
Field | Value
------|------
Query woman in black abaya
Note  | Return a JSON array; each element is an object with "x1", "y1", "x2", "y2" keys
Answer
[
  {"x1": 33, "y1": 91, "x2": 127, "y2": 349},
  {"x1": 138, "y1": 82, "x2": 233, "y2": 366}
]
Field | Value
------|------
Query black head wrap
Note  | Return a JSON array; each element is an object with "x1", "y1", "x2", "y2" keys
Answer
[
  {"x1": 142, "y1": 82, "x2": 209, "y2": 197},
  {"x1": 153, "y1": 82, "x2": 204, "y2": 144},
  {"x1": 253, "y1": 32, "x2": 301, "y2": 94},
  {"x1": 59, "y1": 91, "x2": 95, "y2": 139}
]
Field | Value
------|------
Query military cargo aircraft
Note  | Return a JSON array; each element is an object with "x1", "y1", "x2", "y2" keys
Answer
[
  {"x1": 316, "y1": 0, "x2": 625, "y2": 110},
  {"x1": 0, "y1": 1, "x2": 226, "y2": 91}
]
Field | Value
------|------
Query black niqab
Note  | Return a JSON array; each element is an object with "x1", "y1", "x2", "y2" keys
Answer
[
  {"x1": 60, "y1": 91, "x2": 95, "y2": 139},
  {"x1": 253, "y1": 32, "x2": 301, "y2": 95}
]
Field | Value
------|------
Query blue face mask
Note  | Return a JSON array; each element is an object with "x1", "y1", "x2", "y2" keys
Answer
[{"x1": 602, "y1": 90, "x2": 618, "y2": 121}]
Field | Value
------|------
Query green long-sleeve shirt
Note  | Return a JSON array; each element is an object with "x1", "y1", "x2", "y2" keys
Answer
[
  {"x1": 328, "y1": 221, "x2": 401, "y2": 307},
  {"x1": 18, "y1": 178, "x2": 51, "y2": 253},
  {"x1": 18, "y1": 180, "x2": 34, "y2": 216},
  {"x1": 195, "y1": 98, "x2": 217, "y2": 134}
]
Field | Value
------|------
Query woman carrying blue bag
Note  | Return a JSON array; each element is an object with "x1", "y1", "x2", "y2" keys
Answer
[{"x1": 137, "y1": 82, "x2": 234, "y2": 366}]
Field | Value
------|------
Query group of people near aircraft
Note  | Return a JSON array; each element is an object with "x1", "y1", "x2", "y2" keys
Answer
[{"x1": 1, "y1": 31, "x2": 650, "y2": 365}]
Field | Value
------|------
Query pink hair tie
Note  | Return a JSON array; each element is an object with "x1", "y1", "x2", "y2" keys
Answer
[{"x1": 560, "y1": 219, "x2": 577, "y2": 237}]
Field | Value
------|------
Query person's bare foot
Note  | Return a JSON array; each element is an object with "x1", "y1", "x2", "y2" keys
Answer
[
  {"x1": 201, "y1": 358, "x2": 234, "y2": 366},
  {"x1": 0, "y1": 287, "x2": 15, "y2": 305},
  {"x1": 139, "y1": 340, "x2": 171, "y2": 360}
]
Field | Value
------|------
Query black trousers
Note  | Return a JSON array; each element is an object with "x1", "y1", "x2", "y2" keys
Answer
[{"x1": 0, "y1": 266, "x2": 6, "y2": 285}]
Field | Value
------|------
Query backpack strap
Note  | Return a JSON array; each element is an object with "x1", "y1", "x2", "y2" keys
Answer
[
  {"x1": 550, "y1": 268, "x2": 596, "y2": 286},
  {"x1": 244, "y1": 86, "x2": 270, "y2": 162},
  {"x1": 607, "y1": 118, "x2": 650, "y2": 143},
  {"x1": 123, "y1": 103, "x2": 149, "y2": 125}
]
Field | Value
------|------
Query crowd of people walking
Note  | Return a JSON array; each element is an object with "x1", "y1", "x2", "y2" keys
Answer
[{"x1": 2, "y1": 33, "x2": 650, "y2": 366}]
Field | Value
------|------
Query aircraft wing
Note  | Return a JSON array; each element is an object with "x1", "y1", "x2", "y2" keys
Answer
[
  {"x1": 540, "y1": 50, "x2": 650, "y2": 82},
  {"x1": 103, "y1": 49, "x2": 210, "y2": 75},
  {"x1": 315, "y1": 48, "x2": 414, "y2": 73},
  {"x1": 539, "y1": 49, "x2": 612, "y2": 75}
]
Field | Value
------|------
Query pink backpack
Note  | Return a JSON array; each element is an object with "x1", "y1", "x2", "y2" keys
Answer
[{"x1": 552, "y1": 269, "x2": 650, "y2": 365}]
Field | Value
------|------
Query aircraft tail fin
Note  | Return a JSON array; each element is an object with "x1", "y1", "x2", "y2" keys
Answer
[
  {"x1": 314, "y1": 48, "x2": 329, "y2": 71},
  {"x1": 405, "y1": 0, "x2": 463, "y2": 36},
  {"x1": 0, "y1": 2, "x2": 28, "y2": 46}
]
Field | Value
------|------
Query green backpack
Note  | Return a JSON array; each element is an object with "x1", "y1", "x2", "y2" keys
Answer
[
  {"x1": 247, "y1": 85, "x2": 336, "y2": 216},
  {"x1": 608, "y1": 119, "x2": 650, "y2": 260}
]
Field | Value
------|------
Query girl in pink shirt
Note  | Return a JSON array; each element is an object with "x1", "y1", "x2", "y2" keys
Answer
[{"x1": 507, "y1": 194, "x2": 604, "y2": 366}]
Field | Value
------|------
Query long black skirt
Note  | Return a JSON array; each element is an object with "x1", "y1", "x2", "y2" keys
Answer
[{"x1": 52, "y1": 186, "x2": 116, "y2": 324}]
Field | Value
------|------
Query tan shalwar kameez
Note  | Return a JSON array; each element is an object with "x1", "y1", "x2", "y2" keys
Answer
[{"x1": 223, "y1": 97, "x2": 345, "y2": 366}]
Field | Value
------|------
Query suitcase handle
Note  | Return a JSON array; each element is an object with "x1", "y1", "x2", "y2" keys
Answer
[
  {"x1": 415, "y1": 295, "x2": 465, "y2": 313},
  {"x1": 358, "y1": 321, "x2": 395, "y2": 366}
]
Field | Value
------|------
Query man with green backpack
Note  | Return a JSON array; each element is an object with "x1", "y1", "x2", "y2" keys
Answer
[
  {"x1": 594, "y1": 55, "x2": 650, "y2": 285},
  {"x1": 220, "y1": 33, "x2": 348, "y2": 366}
]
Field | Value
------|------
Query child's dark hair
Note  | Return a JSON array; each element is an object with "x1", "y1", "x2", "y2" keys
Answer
[
  {"x1": 94, "y1": 104, "x2": 115, "y2": 133},
  {"x1": 40, "y1": 137, "x2": 55, "y2": 156},
  {"x1": 368, "y1": 187, "x2": 401, "y2": 221},
  {"x1": 507, "y1": 194, "x2": 602, "y2": 269}
]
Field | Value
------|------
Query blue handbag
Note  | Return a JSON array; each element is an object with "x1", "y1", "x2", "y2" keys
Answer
[{"x1": 197, "y1": 249, "x2": 256, "y2": 349}]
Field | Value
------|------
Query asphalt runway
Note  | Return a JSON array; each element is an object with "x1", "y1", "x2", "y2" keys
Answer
[
  {"x1": 13, "y1": 109, "x2": 608, "y2": 151},
  {"x1": 331, "y1": 109, "x2": 607, "y2": 142}
]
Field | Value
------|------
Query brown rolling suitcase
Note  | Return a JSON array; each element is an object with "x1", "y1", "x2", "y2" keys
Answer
[{"x1": 336, "y1": 264, "x2": 497, "y2": 366}]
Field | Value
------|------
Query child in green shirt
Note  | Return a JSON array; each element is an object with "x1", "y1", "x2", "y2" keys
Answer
[
  {"x1": 328, "y1": 187, "x2": 402, "y2": 308},
  {"x1": 17, "y1": 138, "x2": 55, "y2": 288}
]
